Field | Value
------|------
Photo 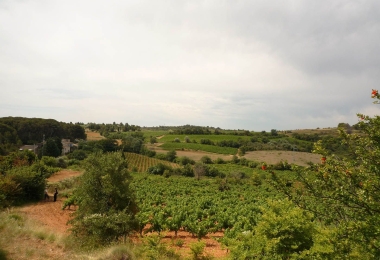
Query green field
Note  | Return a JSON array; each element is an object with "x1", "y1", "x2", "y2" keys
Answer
[
  {"x1": 141, "y1": 130, "x2": 168, "y2": 139},
  {"x1": 158, "y1": 134, "x2": 252, "y2": 143},
  {"x1": 159, "y1": 142, "x2": 238, "y2": 155}
]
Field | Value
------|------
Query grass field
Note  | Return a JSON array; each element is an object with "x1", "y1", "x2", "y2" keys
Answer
[{"x1": 85, "y1": 130, "x2": 105, "y2": 141}]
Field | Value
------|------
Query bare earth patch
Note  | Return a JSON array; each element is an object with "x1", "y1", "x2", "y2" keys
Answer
[
  {"x1": 244, "y1": 150, "x2": 322, "y2": 166},
  {"x1": 85, "y1": 130, "x2": 105, "y2": 141},
  {"x1": 47, "y1": 169, "x2": 83, "y2": 183},
  {"x1": 19, "y1": 199, "x2": 74, "y2": 234}
]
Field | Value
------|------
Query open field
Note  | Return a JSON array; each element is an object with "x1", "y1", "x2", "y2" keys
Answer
[
  {"x1": 244, "y1": 150, "x2": 322, "y2": 166},
  {"x1": 159, "y1": 142, "x2": 238, "y2": 155},
  {"x1": 85, "y1": 130, "x2": 105, "y2": 140},
  {"x1": 147, "y1": 142, "x2": 320, "y2": 166},
  {"x1": 158, "y1": 134, "x2": 252, "y2": 143}
]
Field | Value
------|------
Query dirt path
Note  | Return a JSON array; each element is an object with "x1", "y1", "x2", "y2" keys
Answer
[
  {"x1": 47, "y1": 169, "x2": 83, "y2": 183},
  {"x1": 19, "y1": 169, "x2": 83, "y2": 234},
  {"x1": 19, "y1": 199, "x2": 74, "y2": 234}
]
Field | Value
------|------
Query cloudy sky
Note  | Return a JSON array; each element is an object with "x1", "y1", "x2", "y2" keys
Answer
[{"x1": 1, "y1": 0, "x2": 379, "y2": 131}]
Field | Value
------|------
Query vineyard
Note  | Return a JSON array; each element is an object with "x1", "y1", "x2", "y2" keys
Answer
[
  {"x1": 132, "y1": 173, "x2": 288, "y2": 259},
  {"x1": 130, "y1": 172, "x2": 282, "y2": 246},
  {"x1": 125, "y1": 152, "x2": 180, "y2": 172}
]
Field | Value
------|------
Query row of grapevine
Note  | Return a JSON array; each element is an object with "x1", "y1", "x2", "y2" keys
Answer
[
  {"x1": 130, "y1": 173, "x2": 282, "y2": 243},
  {"x1": 125, "y1": 152, "x2": 180, "y2": 172}
]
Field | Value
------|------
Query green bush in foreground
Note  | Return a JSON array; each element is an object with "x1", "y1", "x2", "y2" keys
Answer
[
  {"x1": 272, "y1": 90, "x2": 380, "y2": 258},
  {"x1": 69, "y1": 152, "x2": 138, "y2": 246}
]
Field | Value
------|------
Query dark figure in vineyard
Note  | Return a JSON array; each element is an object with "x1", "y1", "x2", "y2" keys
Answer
[
  {"x1": 53, "y1": 188, "x2": 58, "y2": 202},
  {"x1": 44, "y1": 189, "x2": 49, "y2": 201}
]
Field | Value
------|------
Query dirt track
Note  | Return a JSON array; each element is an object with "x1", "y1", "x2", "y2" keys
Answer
[{"x1": 19, "y1": 199, "x2": 74, "y2": 234}]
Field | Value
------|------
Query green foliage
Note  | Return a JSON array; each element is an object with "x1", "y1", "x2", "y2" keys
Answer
[
  {"x1": 271, "y1": 93, "x2": 380, "y2": 258},
  {"x1": 0, "y1": 117, "x2": 85, "y2": 154},
  {"x1": 147, "y1": 163, "x2": 172, "y2": 175},
  {"x1": 166, "y1": 150, "x2": 177, "y2": 162},
  {"x1": 124, "y1": 152, "x2": 179, "y2": 173},
  {"x1": 149, "y1": 136, "x2": 157, "y2": 144},
  {"x1": 189, "y1": 241, "x2": 206, "y2": 259},
  {"x1": 121, "y1": 135, "x2": 143, "y2": 153},
  {"x1": 272, "y1": 160, "x2": 292, "y2": 170},
  {"x1": 69, "y1": 152, "x2": 137, "y2": 245},
  {"x1": 139, "y1": 234, "x2": 180, "y2": 260},
  {"x1": 67, "y1": 149, "x2": 87, "y2": 160},
  {"x1": 42, "y1": 138, "x2": 61, "y2": 157},
  {"x1": 6, "y1": 166, "x2": 46, "y2": 203},
  {"x1": 78, "y1": 139, "x2": 118, "y2": 153},
  {"x1": 214, "y1": 157, "x2": 225, "y2": 164},
  {"x1": 200, "y1": 156, "x2": 213, "y2": 164},
  {"x1": 226, "y1": 200, "x2": 315, "y2": 259},
  {"x1": 160, "y1": 142, "x2": 238, "y2": 155},
  {"x1": 176, "y1": 156, "x2": 195, "y2": 166},
  {"x1": 40, "y1": 156, "x2": 58, "y2": 167}
]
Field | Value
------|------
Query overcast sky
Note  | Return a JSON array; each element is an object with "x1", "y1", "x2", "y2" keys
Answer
[{"x1": 1, "y1": 0, "x2": 379, "y2": 131}]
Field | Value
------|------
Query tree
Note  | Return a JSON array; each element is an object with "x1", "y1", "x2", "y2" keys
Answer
[
  {"x1": 69, "y1": 152, "x2": 138, "y2": 245},
  {"x1": 272, "y1": 89, "x2": 380, "y2": 258},
  {"x1": 193, "y1": 162, "x2": 207, "y2": 180},
  {"x1": 166, "y1": 150, "x2": 177, "y2": 162},
  {"x1": 42, "y1": 138, "x2": 61, "y2": 157}
]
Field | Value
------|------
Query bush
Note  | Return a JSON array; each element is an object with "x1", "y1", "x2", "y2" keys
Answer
[
  {"x1": 155, "y1": 153, "x2": 167, "y2": 161},
  {"x1": 273, "y1": 160, "x2": 291, "y2": 170},
  {"x1": 6, "y1": 166, "x2": 46, "y2": 203},
  {"x1": 181, "y1": 164, "x2": 194, "y2": 177},
  {"x1": 176, "y1": 156, "x2": 195, "y2": 166},
  {"x1": 200, "y1": 156, "x2": 213, "y2": 164},
  {"x1": 69, "y1": 152, "x2": 137, "y2": 245},
  {"x1": 189, "y1": 241, "x2": 206, "y2": 259},
  {"x1": 147, "y1": 163, "x2": 172, "y2": 175},
  {"x1": 140, "y1": 147, "x2": 156, "y2": 157},
  {"x1": 40, "y1": 156, "x2": 58, "y2": 167},
  {"x1": 214, "y1": 157, "x2": 225, "y2": 164},
  {"x1": 248, "y1": 161, "x2": 259, "y2": 168},
  {"x1": 200, "y1": 139, "x2": 214, "y2": 145},
  {"x1": 68, "y1": 150, "x2": 87, "y2": 160}
]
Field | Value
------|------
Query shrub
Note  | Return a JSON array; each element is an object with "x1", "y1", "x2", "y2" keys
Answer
[
  {"x1": 176, "y1": 156, "x2": 195, "y2": 166},
  {"x1": 69, "y1": 152, "x2": 137, "y2": 245},
  {"x1": 214, "y1": 157, "x2": 225, "y2": 164},
  {"x1": 189, "y1": 241, "x2": 206, "y2": 259},
  {"x1": 6, "y1": 166, "x2": 46, "y2": 203},
  {"x1": 200, "y1": 156, "x2": 213, "y2": 164},
  {"x1": 147, "y1": 163, "x2": 172, "y2": 175},
  {"x1": 67, "y1": 150, "x2": 87, "y2": 160},
  {"x1": 40, "y1": 156, "x2": 58, "y2": 167},
  {"x1": 155, "y1": 153, "x2": 167, "y2": 161}
]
